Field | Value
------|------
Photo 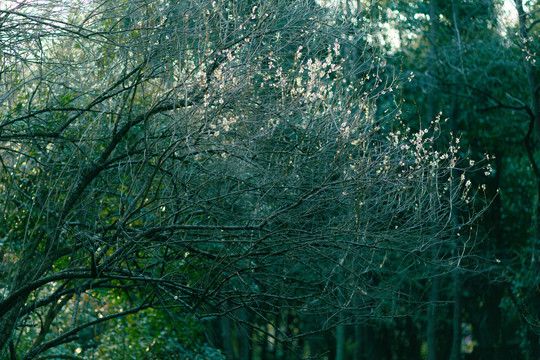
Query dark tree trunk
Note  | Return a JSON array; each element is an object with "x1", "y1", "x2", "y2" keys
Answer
[
  {"x1": 427, "y1": 276, "x2": 440, "y2": 360},
  {"x1": 449, "y1": 271, "x2": 462, "y2": 360},
  {"x1": 236, "y1": 308, "x2": 252, "y2": 360},
  {"x1": 221, "y1": 314, "x2": 235, "y2": 359},
  {"x1": 449, "y1": 3, "x2": 462, "y2": 359},
  {"x1": 335, "y1": 322, "x2": 345, "y2": 360},
  {"x1": 0, "y1": 300, "x2": 25, "y2": 355},
  {"x1": 353, "y1": 322, "x2": 362, "y2": 360},
  {"x1": 426, "y1": 2, "x2": 440, "y2": 360}
]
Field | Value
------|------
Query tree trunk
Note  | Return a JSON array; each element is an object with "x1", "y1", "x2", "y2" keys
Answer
[
  {"x1": 335, "y1": 322, "x2": 345, "y2": 360},
  {"x1": 221, "y1": 314, "x2": 235, "y2": 359},
  {"x1": 515, "y1": 3, "x2": 540, "y2": 359},
  {"x1": 426, "y1": 2, "x2": 439, "y2": 360},
  {"x1": 449, "y1": 3, "x2": 463, "y2": 359},
  {"x1": 425, "y1": 0, "x2": 438, "y2": 125},
  {"x1": 515, "y1": 0, "x2": 540, "y2": 140},
  {"x1": 0, "y1": 300, "x2": 25, "y2": 355},
  {"x1": 236, "y1": 308, "x2": 252, "y2": 360},
  {"x1": 449, "y1": 271, "x2": 462, "y2": 360},
  {"x1": 427, "y1": 276, "x2": 440, "y2": 360}
]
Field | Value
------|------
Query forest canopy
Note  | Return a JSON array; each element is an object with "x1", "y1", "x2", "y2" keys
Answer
[{"x1": 0, "y1": 0, "x2": 537, "y2": 359}]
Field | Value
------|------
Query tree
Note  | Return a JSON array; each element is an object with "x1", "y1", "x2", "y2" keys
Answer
[
  {"x1": 381, "y1": 0, "x2": 539, "y2": 358},
  {"x1": 0, "y1": 0, "x2": 478, "y2": 359}
]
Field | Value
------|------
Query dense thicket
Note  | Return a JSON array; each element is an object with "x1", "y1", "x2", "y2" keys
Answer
[
  {"x1": 377, "y1": 0, "x2": 539, "y2": 359},
  {"x1": 1, "y1": 0, "x2": 536, "y2": 360}
]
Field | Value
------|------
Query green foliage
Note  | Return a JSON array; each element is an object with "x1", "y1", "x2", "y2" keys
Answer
[
  {"x1": 2, "y1": 0, "x2": 531, "y2": 359},
  {"x1": 93, "y1": 309, "x2": 225, "y2": 359}
]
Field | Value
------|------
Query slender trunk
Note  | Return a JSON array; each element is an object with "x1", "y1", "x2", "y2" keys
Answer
[
  {"x1": 426, "y1": 2, "x2": 439, "y2": 360},
  {"x1": 515, "y1": 3, "x2": 540, "y2": 358},
  {"x1": 449, "y1": 272, "x2": 462, "y2": 360},
  {"x1": 221, "y1": 313, "x2": 235, "y2": 359},
  {"x1": 335, "y1": 322, "x2": 345, "y2": 360},
  {"x1": 516, "y1": 1, "x2": 540, "y2": 284},
  {"x1": 449, "y1": 3, "x2": 463, "y2": 359},
  {"x1": 353, "y1": 323, "x2": 361, "y2": 360},
  {"x1": 427, "y1": 275, "x2": 440, "y2": 360},
  {"x1": 425, "y1": 0, "x2": 438, "y2": 125},
  {"x1": 206, "y1": 316, "x2": 224, "y2": 352},
  {"x1": 271, "y1": 321, "x2": 278, "y2": 360},
  {"x1": 353, "y1": 297, "x2": 363, "y2": 360},
  {"x1": 516, "y1": 0, "x2": 540, "y2": 232},
  {"x1": 236, "y1": 308, "x2": 252, "y2": 360},
  {"x1": 515, "y1": 0, "x2": 540, "y2": 140}
]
